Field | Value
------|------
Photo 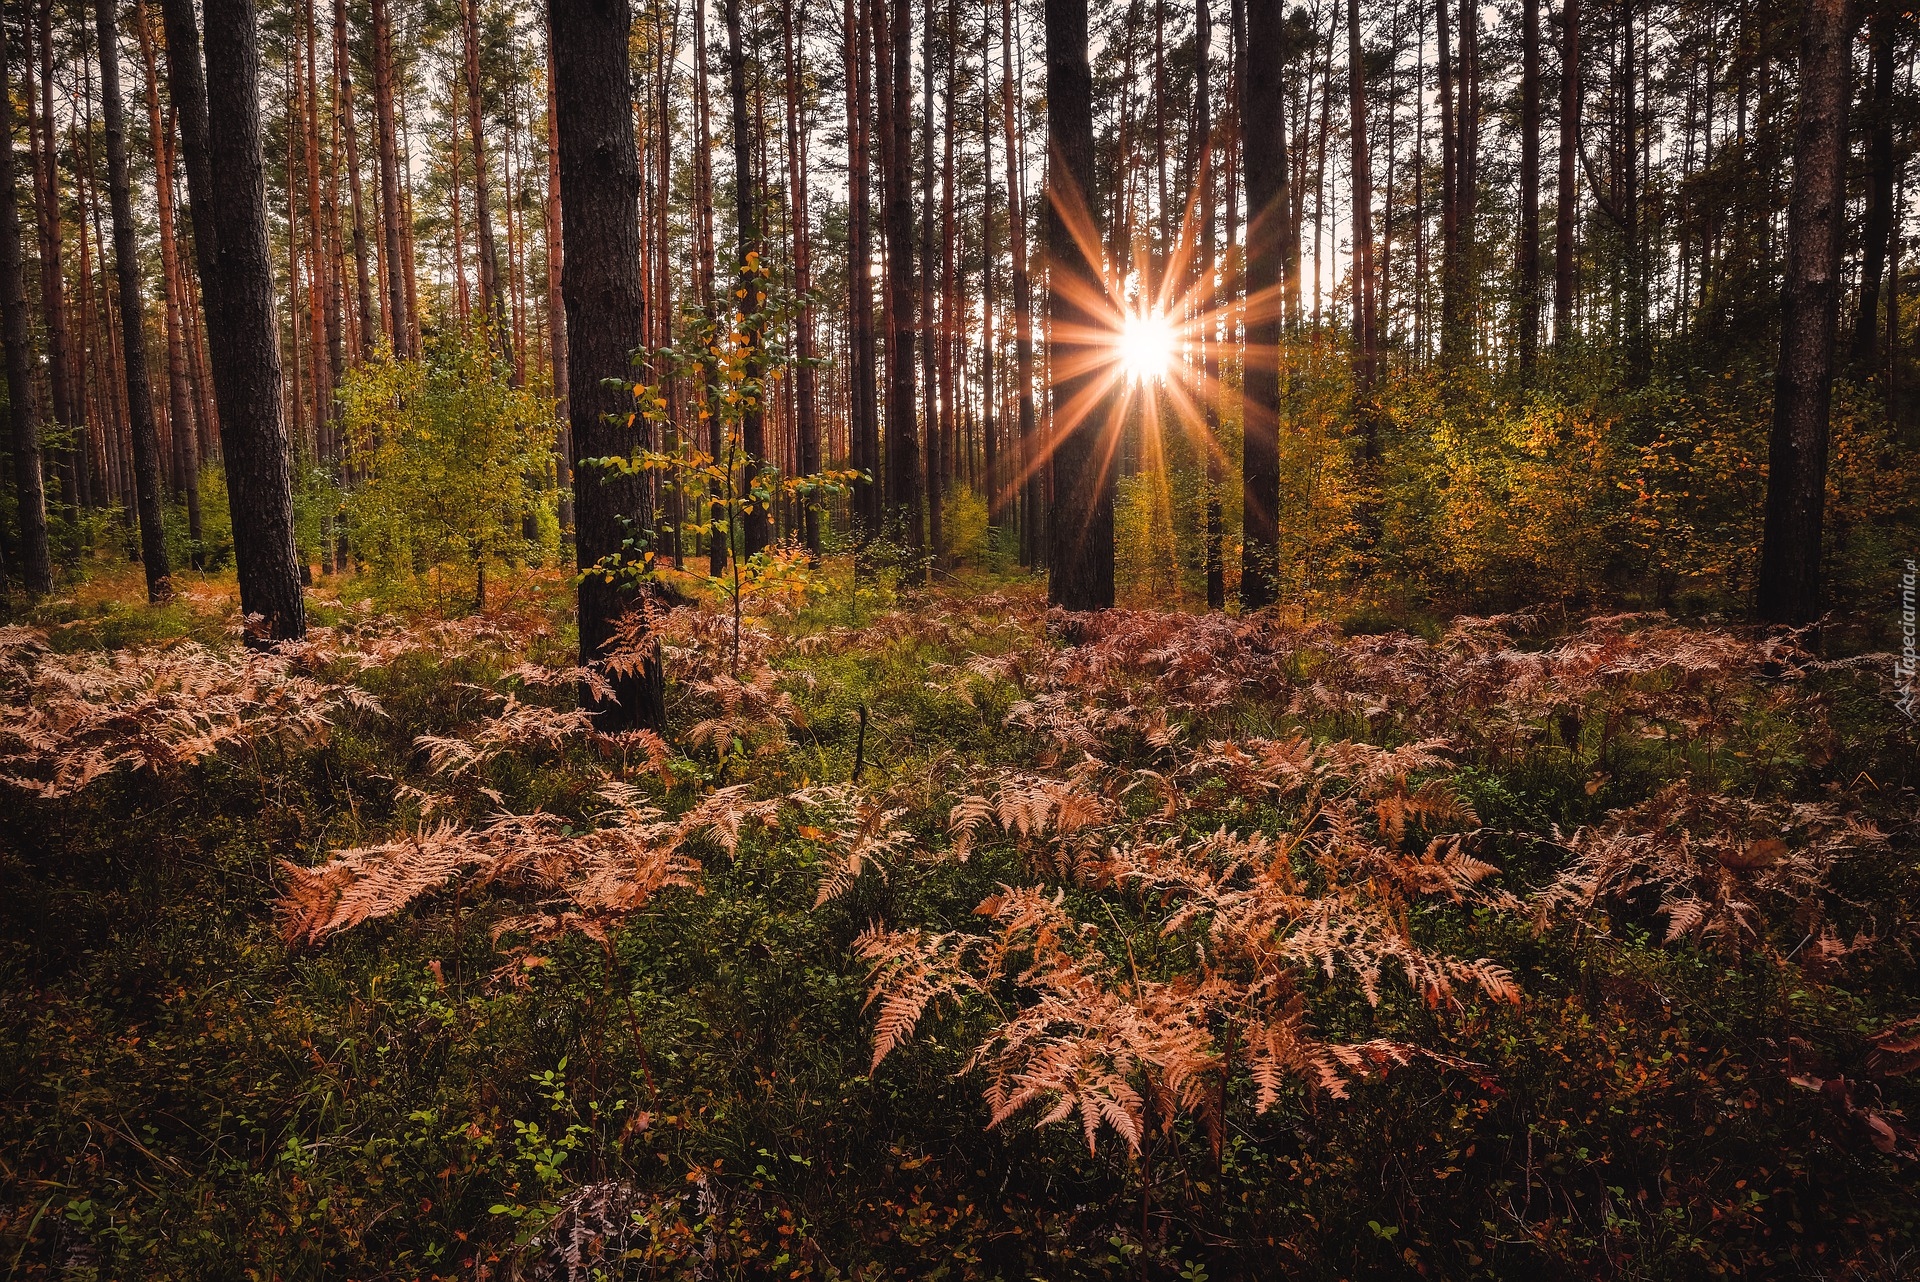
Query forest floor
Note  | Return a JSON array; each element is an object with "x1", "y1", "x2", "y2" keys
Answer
[{"x1": 1, "y1": 559, "x2": 1917, "y2": 1280}]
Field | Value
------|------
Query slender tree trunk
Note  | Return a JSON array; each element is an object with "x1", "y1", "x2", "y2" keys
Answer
[
  {"x1": 846, "y1": 0, "x2": 879, "y2": 534},
  {"x1": 1346, "y1": 0, "x2": 1374, "y2": 439},
  {"x1": 335, "y1": 0, "x2": 375, "y2": 363},
  {"x1": 370, "y1": 0, "x2": 409, "y2": 354},
  {"x1": 299, "y1": 0, "x2": 334, "y2": 465},
  {"x1": 918, "y1": 0, "x2": 942, "y2": 563},
  {"x1": 165, "y1": 0, "x2": 305, "y2": 639},
  {"x1": 1240, "y1": 0, "x2": 1286, "y2": 608},
  {"x1": 936, "y1": 0, "x2": 958, "y2": 517},
  {"x1": 32, "y1": 1, "x2": 79, "y2": 514},
  {"x1": 1000, "y1": 0, "x2": 1035, "y2": 566},
  {"x1": 1043, "y1": 0, "x2": 1112, "y2": 609},
  {"x1": 781, "y1": 0, "x2": 820, "y2": 554},
  {"x1": 724, "y1": 0, "x2": 769, "y2": 555},
  {"x1": 980, "y1": 0, "x2": 997, "y2": 530},
  {"x1": 1756, "y1": 0, "x2": 1857, "y2": 625},
  {"x1": 1, "y1": 8, "x2": 51, "y2": 593},
  {"x1": 1517, "y1": 0, "x2": 1540, "y2": 371},
  {"x1": 97, "y1": 0, "x2": 170, "y2": 599},
  {"x1": 544, "y1": 22, "x2": 571, "y2": 530},
  {"x1": 136, "y1": 0, "x2": 200, "y2": 561},
  {"x1": 882, "y1": 0, "x2": 921, "y2": 549},
  {"x1": 553, "y1": 0, "x2": 664, "y2": 728},
  {"x1": 1553, "y1": 0, "x2": 1578, "y2": 344},
  {"x1": 464, "y1": 0, "x2": 505, "y2": 334},
  {"x1": 1198, "y1": 0, "x2": 1221, "y2": 610},
  {"x1": 1851, "y1": 8, "x2": 1895, "y2": 370}
]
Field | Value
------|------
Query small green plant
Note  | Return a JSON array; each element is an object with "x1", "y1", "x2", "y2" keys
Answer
[
  {"x1": 582, "y1": 254, "x2": 859, "y2": 673},
  {"x1": 339, "y1": 325, "x2": 558, "y2": 612}
]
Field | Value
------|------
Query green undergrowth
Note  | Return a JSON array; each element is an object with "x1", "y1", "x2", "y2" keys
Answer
[{"x1": 1, "y1": 570, "x2": 1916, "y2": 1280}]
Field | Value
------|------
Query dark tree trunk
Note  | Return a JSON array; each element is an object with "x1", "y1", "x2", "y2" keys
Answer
[
  {"x1": 1198, "y1": 0, "x2": 1221, "y2": 610},
  {"x1": 1000, "y1": 0, "x2": 1036, "y2": 566},
  {"x1": 1043, "y1": 0, "x2": 1112, "y2": 609},
  {"x1": 166, "y1": 0, "x2": 305, "y2": 639},
  {"x1": 1756, "y1": 0, "x2": 1858, "y2": 626},
  {"x1": 1240, "y1": 0, "x2": 1286, "y2": 609},
  {"x1": 370, "y1": 0, "x2": 410, "y2": 355},
  {"x1": 0, "y1": 7, "x2": 51, "y2": 593},
  {"x1": 846, "y1": 0, "x2": 880, "y2": 534},
  {"x1": 882, "y1": 0, "x2": 921, "y2": 548},
  {"x1": 724, "y1": 0, "x2": 769, "y2": 556},
  {"x1": 781, "y1": 0, "x2": 819, "y2": 555},
  {"x1": 918, "y1": 0, "x2": 941, "y2": 565},
  {"x1": 1517, "y1": 0, "x2": 1540, "y2": 371},
  {"x1": 32, "y1": 1, "x2": 79, "y2": 508},
  {"x1": 553, "y1": 0, "x2": 664, "y2": 728},
  {"x1": 463, "y1": 0, "x2": 504, "y2": 333},
  {"x1": 335, "y1": 0, "x2": 375, "y2": 363},
  {"x1": 135, "y1": 0, "x2": 200, "y2": 562},
  {"x1": 96, "y1": 0, "x2": 170, "y2": 600},
  {"x1": 1346, "y1": 0, "x2": 1374, "y2": 429},
  {"x1": 1851, "y1": 9, "x2": 1895, "y2": 369},
  {"x1": 1553, "y1": 0, "x2": 1578, "y2": 344}
]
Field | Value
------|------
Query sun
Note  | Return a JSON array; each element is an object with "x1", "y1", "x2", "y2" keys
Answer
[{"x1": 1116, "y1": 309, "x2": 1175, "y2": 383}]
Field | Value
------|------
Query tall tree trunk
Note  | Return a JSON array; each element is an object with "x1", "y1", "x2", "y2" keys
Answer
[
  {"x1": 781, "y1": 0, "x2": 820, "y2": 554},
  {"x1": 882, "y1": 0, "x2": 921, "y2": 549},
  {"x1": 370, "y1": 0, "x2": 409, "y2": 355},
  {"x1": 136, "y1": 0, "x2": 200, "y2": 561},
  {"x1": 463, "y1": 0, "x2": 504, "y2": 333},
  {"x1": 299, "y1": 0, "x2": 334, "y2": 465},
  {"x1": 1517, "y1": 0, "x2": 1540, "y2": 371},
  {"x1": 165, "y1": 0, "x2": 306, "y2": 639},
  {"x1": 553, "y1": 0, "x2": 664, "y2": 727},
  {"x1": 1756, "y1": 0, "x2": 1857, "y2": 625},
  {"x1": 1346, "y1": 0, "x2": 1374, "y2": 438},
  {"x1": 1850, "y1": 8, "x2": 1895, "y2": 370},
  {"x1": 725, "y1": 0, "x2": 769, "y2": 555},
  {"x1": 1, "y1": 6, "x2": 51, "y2": 593},
  {"x1": 1240, "y1": 0, "x2": 1286, "y2": 609},
  {"x1": 1198, "y1": 0, "x2": 1221, "y2": 610},
  {"x1": 936, "y1": 0, "x2": 958, "y2": 516},
  {"x1": 846, "y1": 0, "x2": 879, "y2": 534},
  {"x1": 32, "y1": 1, "x2": 80, "y2": 513},
  {"x1": 918, "y1": 0, "x2": 942, "y2": 564},
  {"x1": 96, "y1": 0, "x2": 170, "y2": 599},
  {"x1": 543, "y1": 21, "x2": 572, "y2": 530},
  {"x1": 980, "y1": 0, "x2": 997, "y2": 531},
  {"x1": 335, "y1": 0, "x2": 375, "y2": 363},
  {"x1": 1553, "y1": 0, "x2": 1578, "y2": 344},
  {"x1": 1043, "y1": 0, "x2": 1111, "y2": 609},
  {"x1": 1000, "y1": 0, "x2": 1035, "y2": 566}
]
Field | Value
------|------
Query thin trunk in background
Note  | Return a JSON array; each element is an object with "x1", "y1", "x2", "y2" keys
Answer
[
  {"x1": 1553, "y1": 0, "x2": 1578, "y2": 344},
  {"x1": 1851, "y1": 8, "x2": 1895, "y2": 370},
  {"x1": 780, "y1": 0, "x2": 820, "y2": 555},
  {"x1": 371, "y1": 0, "x2": 410, "y2": 354},
  {"x1": 1516, "y1": 0, "x2": 1540, "y2": 371},
  {"x1": 725, "y1": 0, "x2": 769, "y2": 555},
  {"x1": 96, "y1": 0, "x2": 171, "y2": 599},
  {"x1": 1346, "y1": 0, "x2": 1374, "y2": 445},
  {"x1": 1000, "y1": 0, "x2": 1035, "y2": 566},
  {"x1": 136, "y1": 0, "x2": 201, "y2": 560},
  {"x1": 335, "y1": 0, "x2": 375, "y2": 363}
]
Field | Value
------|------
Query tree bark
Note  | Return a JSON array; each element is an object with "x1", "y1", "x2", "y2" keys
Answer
[
  {"x1": 724, "y1": 0, "x2": 769, "y2": 556},
  {"x1": 370, "y1": 0, "x2": 410, "y2": 355},
  {"x1": 846, "y1": 0, "x2": 879, "y2": 534},
  {"x1": 1553, "y1": 0, "x2": 1578, "y2": 344},
  {"x1": 1346, "y1": 0, "x2": 1374, "y2": 431},
  {"x1": 1239, "y1": 0, "x2": 1286, "y2": 609},
  {"x1": 335, "y1": 0, "x2": 375, "y2": 364},
  {"x1": 1000, "y1": 0, "x2": 1036, "y2": 566},
  {"x1": 1517, "y1": 0, "x2": 1540, "y2": 371},
  {"x1": 543, "y1": 20, "x2": 572, "y2": 530},
  {"x1": 1756, "y1": 0, "x2": 1857, "y2": 625},
  {"x1": 0, "y1": 6, "x2": 51, "y2": 593},
  {"x1": 1850, "y1": 8, "x2": 1895, "y2": 370},
  {"x1": 97, "y1": 0, "x2": 171, "y2": 600},
  {"x1": 1197, "y1": 0, "x2": 1221, "y2": 610},
  {"x1": 135, "y1": 0, "x2": 200, "y2": 560},
  {"x1": 463, "y1": 0, "x2": 505, "y2": 334},
  {"x1": 32, "y1": 0, "x2": 80, "y2": 509},
  {"x1": 167, "y1": 0, "x2": 305, "y2": 639},
  {"x1": 553, "y1": 0, "x2": 664, "y2": 728},
  {"x1": 1043, "y1": 0, "x2": 1112, "y2": 609},
  {"x1": 780, "y1": 0, "x2": 820, "y2": 555},
  {"x1": 881, "y1": 0, "x2": 921, "y2": 549}
]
